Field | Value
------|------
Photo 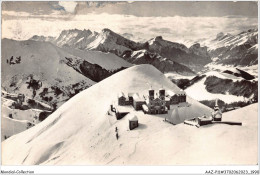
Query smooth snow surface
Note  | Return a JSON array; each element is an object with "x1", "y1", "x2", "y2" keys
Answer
[{"x1": 2, "y1": 65, "x2": 256, "y2": 165}]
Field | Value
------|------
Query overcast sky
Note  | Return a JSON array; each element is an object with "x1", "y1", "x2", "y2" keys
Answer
[{"x1": 2, "y1": 1, "x2": 258, "y2": 43}]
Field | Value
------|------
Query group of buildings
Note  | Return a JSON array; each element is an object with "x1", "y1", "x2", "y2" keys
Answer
[
  {"x1": 112, "y1": 88, "x2": 229, "y2": 130},
  {"x1": 113, "y1": 88, "x2": 186, "y2": 120}
]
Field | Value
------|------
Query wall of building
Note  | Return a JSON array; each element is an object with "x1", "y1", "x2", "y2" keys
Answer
[
  {"x1": 118, "y1": 96, "x2": 126, "y2": 105},
  {"x1": 116, "y1": 112, "x2": 129, "y2": 120},
  {"x1": 129, "y1": 121, "x2": 138, "y2": 130},
  {"x1": 134, "y1": 101, "x2": 145, "y2": 110}
]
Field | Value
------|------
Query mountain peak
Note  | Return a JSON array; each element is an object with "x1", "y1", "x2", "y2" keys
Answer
[
  {"x1": 154, "y1": 36, "x2": 163, "y2": 41},
  {"x1": 102, "y1": 28, "x2": 113, "y2": 33},
  {"x1": 216, "y1": 32, "x2": 224, "y2": 40}
]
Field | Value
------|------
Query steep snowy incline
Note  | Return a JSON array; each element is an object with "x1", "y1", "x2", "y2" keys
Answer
[
  {"x1": 2, "y1": 64, "x2": 212, "y2": 165},
  {"x1": 1, "y1": 39, "x2": 133, "y2": 108}
]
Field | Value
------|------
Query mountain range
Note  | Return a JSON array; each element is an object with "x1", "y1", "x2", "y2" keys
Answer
[{"x1": 30, "y1": 28, "x2": 258, "y2": 72}]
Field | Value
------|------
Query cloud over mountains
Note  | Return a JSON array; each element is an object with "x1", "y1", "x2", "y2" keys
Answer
[{"x1": 2, "y1": 1, "x2": 258, "y2": 43}]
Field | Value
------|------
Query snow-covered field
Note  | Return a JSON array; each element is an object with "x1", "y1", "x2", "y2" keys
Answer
[{"x1": 2, "y1": 65, "x2": 257, "y2": 165}]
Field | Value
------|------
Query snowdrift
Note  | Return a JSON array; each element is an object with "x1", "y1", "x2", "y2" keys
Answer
[{"x1": 2, "y1": 65, "x2": 256, "y2": 165}]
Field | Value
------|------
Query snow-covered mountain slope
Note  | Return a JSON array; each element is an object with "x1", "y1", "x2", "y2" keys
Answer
[
  {"x1": 147, "y1": 36, "x2": 189, "y2": 53},
  {"x1": 2, "y1": 64, "x2": 213, "y2": 165},
  {"x1": 63, "y1": 46, "x2": 132, "y2": 71},
  {"x1": 2, "y1": 39, "x2": 133, "y2": 108},
  {"x1": 1, "y1": 38, "x2": 95, "y2": 108},
  {"x1": 30, "y1": 29, "x2": 99, "y2": 50},
  {"x1": 29, "y1": 28, "x2": 258, "y2": 71},
  {"x1": 145, "y1": 36, "x2": 211, "y2": 72},
  {"x1": 86, "y1": 31, "x2": 197, "y2": 74},
  {"x1": 1, "y1": 91, "x2": 52, "y2": 141},
  {"x1": 205, "y1": 63, "x2": 258, "y2": 80},
  {"x1": 204, "y1": 29, "x2": 258, "y2": 50},
  {"x1": 201, "y1": 28, "x2": 258, "y2": 67},
  {"x1": 85, "y1": 28, "x2": 145, "y2": 55},
  {"x1": 122, "y1": 49, "x2": 195, "y2": 75},
  {"x1": 185, "y1": 71, "x2": 257, "y2": 103}
]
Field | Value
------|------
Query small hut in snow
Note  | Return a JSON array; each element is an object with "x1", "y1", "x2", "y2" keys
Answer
[{"x1": 128, "y1": 115, "x2": 138, "y2": 130}]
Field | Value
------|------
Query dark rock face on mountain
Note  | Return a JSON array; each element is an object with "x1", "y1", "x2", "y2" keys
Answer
[
  {"x1": 204, "y1": 76, "x2": 257, "y2": 99},
  {"x1": 65, "y1": 57, "x2": 127, "y2": 82},
  {"x1": 223, "y1": 68, "x2": 255, "y2": 80},
  {"x1": 189, "y1": 43, "x2": 209, "y2": 57}
]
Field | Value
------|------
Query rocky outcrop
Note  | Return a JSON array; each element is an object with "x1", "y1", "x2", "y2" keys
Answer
[
  {"x1": 189, "y1": 43, "x2": 209, "y2": 57},
  {"x1": 65, "y1": 57, "x2": 127, "y2": 82},
  {"x1": 222, "y1": 68, "x2": 255, "y2": 80}
]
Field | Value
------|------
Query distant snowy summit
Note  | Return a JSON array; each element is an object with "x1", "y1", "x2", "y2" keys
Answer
[{"x1": 200, "y1": 28, "x2": 258, "y2": 66}]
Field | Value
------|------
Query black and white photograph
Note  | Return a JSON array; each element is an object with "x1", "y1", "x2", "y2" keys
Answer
[{"x1": 1, "y1": 1, "x2": 258, "y2": 173}]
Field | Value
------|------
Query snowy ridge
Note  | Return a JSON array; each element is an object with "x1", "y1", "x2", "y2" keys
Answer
[{"x1": 148, "y1": 36, "x2": 189, "y2": 53}]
